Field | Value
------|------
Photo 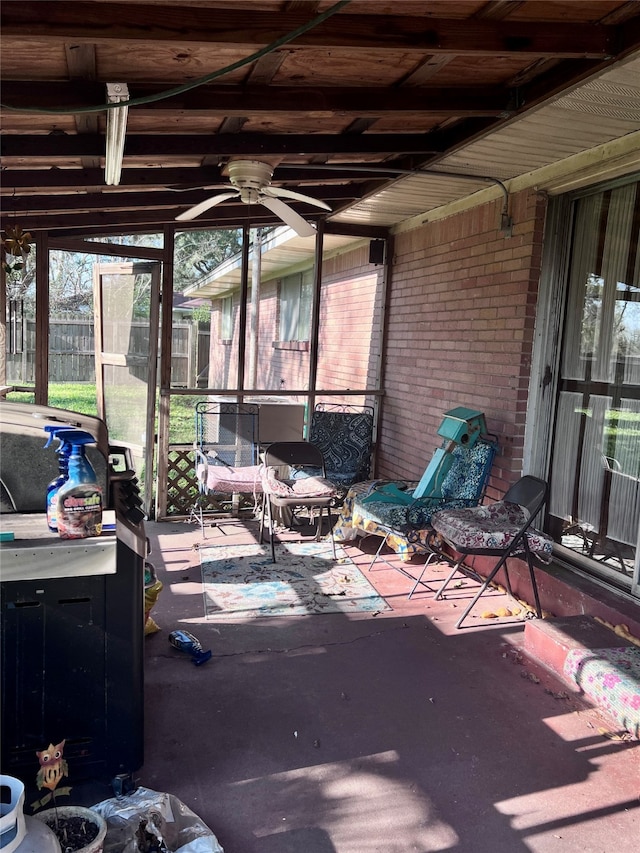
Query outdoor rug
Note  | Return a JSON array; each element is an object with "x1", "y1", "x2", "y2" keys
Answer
[{"x1": 200, "y1": 540, "x2": 391, "y2": 619}]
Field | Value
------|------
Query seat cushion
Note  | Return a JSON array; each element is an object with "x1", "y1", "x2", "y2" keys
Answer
[
  {"x1": 197, "y1": 462, "x2": 263, "y2": 494},
  {"x1": 355, "y1": 494, "x2": 471, "y2": 533},
  {"x1": 431, "y1": 500, "x2": 554, "y2": 560},
  {"x1": 563, "y1": 647, "x2": 640, "y2": 739},
  {"x1": 262, "y1": 466, "x2": 336, "y2": 498}
]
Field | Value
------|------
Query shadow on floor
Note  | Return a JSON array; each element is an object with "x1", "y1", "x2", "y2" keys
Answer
[{"x1": 137, "y1": 518, "x2": 639, "y2": 853}]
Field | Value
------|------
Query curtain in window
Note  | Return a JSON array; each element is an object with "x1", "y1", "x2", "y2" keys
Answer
[{"x1": 550, "y1": 181, "x2": 640, "y2": 585}]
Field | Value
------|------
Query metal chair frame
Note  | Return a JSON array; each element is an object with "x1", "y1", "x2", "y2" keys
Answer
[
  {"x1": 260, "y1": 441, "x2": 338, "y2": 563},
  {"x1": 191, "y1": 400, "x2": 261, "y2": 536},
  {"x1": 422, "y1": 475, "x2": 549, "y2": 629}
]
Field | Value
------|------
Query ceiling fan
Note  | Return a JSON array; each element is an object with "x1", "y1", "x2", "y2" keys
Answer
[{"x1": 175, "y1": 160, "x2": 331, "y2": 237}]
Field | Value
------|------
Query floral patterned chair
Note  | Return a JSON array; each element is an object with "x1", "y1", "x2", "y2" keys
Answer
[
  {"x1": 422, "y1": 475, "x2": 553, "y2": 629},
  {"x1": 308, "y1": 403, "x2": 374, "y2": 489},
  {"x1": 334, "y1": 438, "x2": 498, "y2": 582}
]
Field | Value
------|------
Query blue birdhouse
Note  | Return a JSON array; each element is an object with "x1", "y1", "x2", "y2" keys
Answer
[{"x1": 437, "y1": 407, "x2": 486, "y2": 447}]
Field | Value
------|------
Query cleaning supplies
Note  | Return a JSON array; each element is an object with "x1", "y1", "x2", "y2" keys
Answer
[
  {"x1": 55, "y1": 432, "x2": 103, "y2": 539},
  {"x1": 43, "y1": 427, "x2": 75, "y2": 532},
  {"x1": 44, "y1": 426, "x2": 66, "y2": 531},
  {"x1": 44, "y1": 428, "x2": 96, "y2": 533}
]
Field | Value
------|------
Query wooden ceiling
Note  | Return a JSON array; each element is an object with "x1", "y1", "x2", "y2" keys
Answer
[{"x1": 2, "y1": 0, "x2": 640, "y2": 238}]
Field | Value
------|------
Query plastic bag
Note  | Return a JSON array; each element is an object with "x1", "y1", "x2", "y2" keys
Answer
[
  {"x1": 144, "y1": 561, "x2": 163, "y2": 635},
  {"x1": 92, "y1": 786, "x2": 224, "y2": 853}
]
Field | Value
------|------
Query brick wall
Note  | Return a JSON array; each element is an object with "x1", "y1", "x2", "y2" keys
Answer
[
  {"x1": 378, "y1": 188, "x2": 547, "y2": 497},
  {"x1": 317, "y1": 245, "x2": 381, "y2": 398},
  {"x1": 205, "y1": 189, "x2": 546, "y2": 499},
  {"x1": 208, "y1": 243, "x2": 383, "y2": 401}
]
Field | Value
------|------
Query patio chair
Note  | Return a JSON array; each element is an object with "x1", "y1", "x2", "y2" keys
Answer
[
  {"x1": 259, "y1": 441, "x2": 342, "y2": 562},
  {"x1": 308, "y1": 403, "x2": 375, "y2": 489},
  {"x1": 423, "y1": 475, "x2": 553, "y2": 629},
  {"x1": 192, "y1": 400, "x2": 262, "y2": 535},
  {"x1": 354, "y1": 436, "x2": 499, "y2": 586}
]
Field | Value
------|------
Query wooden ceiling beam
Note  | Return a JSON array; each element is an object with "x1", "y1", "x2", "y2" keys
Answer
[
  {"x1": 0, "y1": 205, "x2": 313, "y2": 232},
  {"x1": 0, "y1": 133, "x2": 444, "y2": 158},
  {"x1": 44, "y1": 220, "x2": 391, "y2": 242},
  {"x1": 1, "y1": 82, "x2": 511, "y2": 117},
  {"x1": 64, "y1": 43, "x2": 98, "y2": 139},
  {"x1": 0, "y1": 4, "x2": 615, "y2": 58},
  {"x1": 0, "y1": 165, "x2": 388, "y2": 192},
  {"x1": 2, "y1": 185, "x2": 361, "y2": 214},
  {"x1": 0, "y1": 167, "x2": 225, "y2": 192}
]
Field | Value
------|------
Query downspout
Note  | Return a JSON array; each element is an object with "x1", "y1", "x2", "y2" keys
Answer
[{"x1": 372, "y1": 235, "x2": 393, "y2": 476}]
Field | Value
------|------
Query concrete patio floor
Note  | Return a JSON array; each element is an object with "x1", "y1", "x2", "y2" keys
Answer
[{"x1": 137, "y1": 516, "x2": 639, "y2": 853}]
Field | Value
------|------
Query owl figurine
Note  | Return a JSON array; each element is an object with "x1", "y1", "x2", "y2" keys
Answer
[{"x1": 36, "y1": 740, "x2": 68, "y2": 792}]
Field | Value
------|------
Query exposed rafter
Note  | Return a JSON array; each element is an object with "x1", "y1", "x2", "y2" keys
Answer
[
  {"x1": 1, "y1": 0, "x2": 639, "y2": 239},
  {"x1": 0, "y1": 5, "x2": 617, "y2": 57},
  {"x1": 0, "y1": 82, "x2": 513, "y2": 117}
]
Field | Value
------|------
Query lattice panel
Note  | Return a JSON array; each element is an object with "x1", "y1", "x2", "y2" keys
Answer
[
  {"x1": 166, "y1": 447, "x2": 200, "y2": 516},
  {"x1": 165, "y1": 446, "x2": 257, "y2": 517}
]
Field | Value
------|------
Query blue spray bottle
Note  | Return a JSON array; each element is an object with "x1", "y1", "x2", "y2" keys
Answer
[
  {"x1": 43, "y1": 426, "x2": 76, "y2": 531},
  {"x1": 56, "y1": 432, "x2": 103, "y2": 539}
]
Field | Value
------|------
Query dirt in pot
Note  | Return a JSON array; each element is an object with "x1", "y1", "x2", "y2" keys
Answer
[{"x1": 41, "y1": 813, "x2": 100, "y2": 852}]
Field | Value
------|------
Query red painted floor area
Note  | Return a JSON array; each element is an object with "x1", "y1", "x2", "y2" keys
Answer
[{"x1": 138, "y1": 517, "x2": 640, "y2": 853}]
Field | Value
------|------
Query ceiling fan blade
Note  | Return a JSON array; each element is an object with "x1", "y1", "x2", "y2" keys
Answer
[
  {"x1": 264, "y1": 186, "x2": 331, "y2": 211},
  {"x1": 175, "y1": 191, "x2": 239, "y2": 221},
  {"x1": 260, "y1": 196, "x2": 316, "y2": 238}
]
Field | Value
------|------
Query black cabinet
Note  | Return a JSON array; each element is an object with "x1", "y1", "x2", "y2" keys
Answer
[{"x1": 1, "y1": 521, "x2": 144, "y2": 787}]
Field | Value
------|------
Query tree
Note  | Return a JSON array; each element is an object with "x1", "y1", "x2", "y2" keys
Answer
[
  {"x1": 2, "y1": 227, "x2": 243, "y2": 318},
  {"x1": 173, "y1": 228, "x2": 242, "y2": 293}
]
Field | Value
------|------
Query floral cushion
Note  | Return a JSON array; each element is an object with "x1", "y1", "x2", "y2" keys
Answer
[
  {"x1": 353, "y1": 439, "x2": 497, "y2": 534},
  {"x1": 563, "y1": 647, "x2": 640, "y2": 738},
  {"x1": 329, "y1": 479, "x2": 432, "y2": 559},
  {"x1": 197, "y1": 462, "x2": 263, "y2": 494},
  {"x1": 431, "y1": 500, "x2": 554, "y2": 560},
  {"x1": 261, "y1": 466, "x2": 336, "y2": 499},
  {"x1": 357, "y1": 496, "x2": 473, "y2": 534},
  {"x1": 309, "y1": 408, "x2": 374, "y2": 487}
]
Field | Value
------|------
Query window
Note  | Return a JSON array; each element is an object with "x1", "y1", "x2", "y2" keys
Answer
[
  {"x1": 220, "y1": 296, "x2": 233, "y2": 342},
  {"x1": 542, "y1": 179, "x2": 640, "y2": 596},
  {"x1": 279, "y1": 271, "x2": 312, "y2": 342}
]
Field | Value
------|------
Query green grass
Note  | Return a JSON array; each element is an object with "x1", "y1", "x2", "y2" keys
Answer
[{"x1": 7, "y1": 384, "x2": 204, "y2": 444}]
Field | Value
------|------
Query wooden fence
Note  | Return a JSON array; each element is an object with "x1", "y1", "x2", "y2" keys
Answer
[{"x1": 6, "y1": 318, "x2": 210, "y2": 386}]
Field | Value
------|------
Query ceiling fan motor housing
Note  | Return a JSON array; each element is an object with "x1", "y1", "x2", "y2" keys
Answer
[{"x1": 227, "y1": 160, "x2": 275, "y2": 190}]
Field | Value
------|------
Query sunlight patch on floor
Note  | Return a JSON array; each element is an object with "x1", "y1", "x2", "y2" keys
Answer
[{"x1": 233, "y1": 750, "x2": 458, "y2": 852}]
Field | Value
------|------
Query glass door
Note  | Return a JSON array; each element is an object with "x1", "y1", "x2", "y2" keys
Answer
[
  {"x1": 548, "y1": 181, "x2": 640, "y2": 597},
  {"x1": 93, "y1": 262, "x2": 160, "y2": 517}
]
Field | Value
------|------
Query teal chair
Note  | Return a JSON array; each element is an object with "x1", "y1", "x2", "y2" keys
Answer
[{"x1": 354, "y1": 437, "x2": 498, "y2": 588}]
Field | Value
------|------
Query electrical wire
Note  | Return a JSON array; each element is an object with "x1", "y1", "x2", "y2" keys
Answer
[{"x1": 0, "y1": 0, "x2": 351, "y2": 115}]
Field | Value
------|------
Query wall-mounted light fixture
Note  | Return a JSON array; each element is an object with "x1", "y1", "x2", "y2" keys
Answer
[{"x1": 105, "y1": 83, "x2": 129, "y2": 186}]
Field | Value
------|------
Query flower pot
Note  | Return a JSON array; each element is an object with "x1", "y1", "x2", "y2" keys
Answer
[{"x1": 33, "y1": 806, "x2": 106, "y2": 853}]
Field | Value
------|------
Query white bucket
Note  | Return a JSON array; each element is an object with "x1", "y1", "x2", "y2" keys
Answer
[
  {"x1": 0, "y1": 776, "x2": 26, "y2": 853},
  {"x1": 14, "y1": 817, "x2": 61, "y2": 853}
]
